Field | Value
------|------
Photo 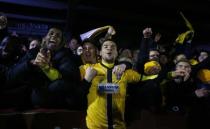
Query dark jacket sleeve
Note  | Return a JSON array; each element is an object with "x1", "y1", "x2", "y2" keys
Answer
[
  {"x1": 6, "y1": 61, "x2": 33, "y2": 83},
  {"x1": 81, "y1": 79, "x2": 92, "y2": 94},
  {"x1": 5, "y1": 48, "x2": 40, "y2": 85},
  {"x1": 136, "y1": 37, "x2": 154, "y2": 73},
  {"x1": 52, "y1": 48, "x2": 81, "y2": 82}
]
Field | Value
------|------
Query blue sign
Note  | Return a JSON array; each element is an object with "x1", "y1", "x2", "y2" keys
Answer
[{"x1": 8, "y1": 22, "x2": 49, "y2": 37}]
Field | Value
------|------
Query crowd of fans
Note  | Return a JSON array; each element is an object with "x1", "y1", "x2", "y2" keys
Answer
[{"x1": 0, "y1": 14, "x2": 210, "y2": 129}]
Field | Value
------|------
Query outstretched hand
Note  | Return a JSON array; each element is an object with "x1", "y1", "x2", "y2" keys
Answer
[
  {"x1": 113, "y1": 64, "x2": 126, "y2": 80},
  {"x1": 33, "y1": 48, "x2": 51, "y2": 70},
  {"x1": 195, "y1": 88, "x2": 210, "y2": 98},
  {"x1": 85, "y1": 67, "x2": 97, "y2": 82},
  {"x1": 107, "y1": 26, "x2": 116, "y2": 35}
]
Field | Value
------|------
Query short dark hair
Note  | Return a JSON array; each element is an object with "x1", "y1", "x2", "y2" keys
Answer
[
  {"x1": 175, "y1": 58, "x2": 190, "y2": 65},
  {"x1": 100, "y1": 39, "x2": 117, "y2": 49},
  {"x1": 81, "y1": 38, "x2": 92, "y2": 44}
]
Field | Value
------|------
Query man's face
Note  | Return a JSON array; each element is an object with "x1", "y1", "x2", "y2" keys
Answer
[
  {"x1": 69, "y1": 38, "x2": 79, "y2": 51},
  {"x1": 100, "y1": 40, "x2": 118, "y2": 63},
  {"x1": 198, "y1": 52, "x2": 208, "y2": 62},
  {"x1": 29, "y1": 40, "x2": 40, "y2": 49},
  {"x1": 149, "y1": 50, "x2": 159, "y2": 61},
  {"x1": 176, "y1": 61, "x2": 191, "y2": 74},
  {"x1": 44, "y1": 28, "x2": 62, "y2": 51},
  {"x1": 82, "y1": 42, "x2": 96, "y2": 63}
]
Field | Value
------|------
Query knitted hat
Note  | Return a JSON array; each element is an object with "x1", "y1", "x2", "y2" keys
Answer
[
  {"x1": 144, "y1": 61, "x2": 161, "y2": 75},
  {"x1": 197, "y1": 69, "x2": 210, "y2": 83}
]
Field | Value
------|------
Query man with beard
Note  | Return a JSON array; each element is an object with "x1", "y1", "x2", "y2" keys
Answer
[{"x1": 80, "y1": 39, "x2": 141, "y2": 129}]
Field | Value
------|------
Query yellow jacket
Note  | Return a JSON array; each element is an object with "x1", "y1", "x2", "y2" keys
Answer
[{"x1": 80, "y1": 63, "x2": 141, "y2": 129}]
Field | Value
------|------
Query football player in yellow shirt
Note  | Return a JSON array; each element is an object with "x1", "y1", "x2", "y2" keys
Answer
[{"x1": 80, "y1": 39, "x2": 141, "y2": 129}]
